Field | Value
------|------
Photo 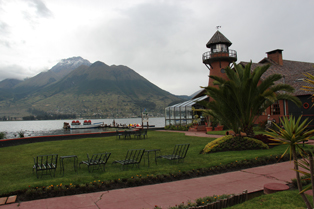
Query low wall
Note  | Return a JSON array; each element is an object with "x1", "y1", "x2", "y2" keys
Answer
[{"x1": 0, "y1": 131, "x2": 117, "y2": 148}]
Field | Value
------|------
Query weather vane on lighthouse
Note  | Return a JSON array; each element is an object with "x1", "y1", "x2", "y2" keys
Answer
[{"x1": 216, "y1": 26, "x2": 221, "y2": 30}]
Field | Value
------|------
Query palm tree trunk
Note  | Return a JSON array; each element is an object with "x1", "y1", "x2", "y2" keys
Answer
[
  {"x1": 292, "y1": 147, "x2": 312, "y2": 208},
  {"x1": 243, "y1": 125, "x2": 254, "y2": 137}
]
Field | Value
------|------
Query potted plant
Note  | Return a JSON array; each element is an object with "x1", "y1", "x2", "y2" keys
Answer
[
  {"x1": 215, "y1": 125, "x2": 224, "y2": 131},
  {"x1": 210, "y1": 116, "x2": 219, "y2": 131},
  {"x1": 201, "y1": 112, "x2": 213, "y2": 132},
  {"x1": 192, "y1": 115, "x2": 201, "y2": 128}
]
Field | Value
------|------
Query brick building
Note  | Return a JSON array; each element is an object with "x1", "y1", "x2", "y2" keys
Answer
[{"x1": 240, "y1": 49, "x2": 314, "y2": 126}]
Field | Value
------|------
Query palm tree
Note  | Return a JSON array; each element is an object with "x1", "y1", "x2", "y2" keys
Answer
[
  {"x1": 266, "y1": 116, "x2": 314, "y2": 209},
  {"x1": 302, "y1": 72, "x2": 314, "y2": 108},
  {"x1": 199, "y1": 62, "x2": 301, "y2": 136}
]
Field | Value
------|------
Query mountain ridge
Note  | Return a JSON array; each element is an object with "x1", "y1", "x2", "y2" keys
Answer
[{"x1": 0, "y1": 57, "x2": 183, "y2": 118}]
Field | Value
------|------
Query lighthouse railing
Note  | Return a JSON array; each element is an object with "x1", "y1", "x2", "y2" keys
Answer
[{"x1": 202, "y1": 49, "x2": 237, "y2": 61}]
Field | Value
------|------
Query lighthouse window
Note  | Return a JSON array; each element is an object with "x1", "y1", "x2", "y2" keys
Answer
[{"x1": 213, "y1": 44, "x2": 228, "y2": 53}]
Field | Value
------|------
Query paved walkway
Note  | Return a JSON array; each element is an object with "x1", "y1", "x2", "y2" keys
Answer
[
  {"x1": 1, "y1": 162, "x2": 298, "y2": 209},
  {"x1": 1, "y1": 131, "x2": 310, "y2": 209},
  {"x1": 157, "y1": 130, "x2": 224, "y2": 138}
]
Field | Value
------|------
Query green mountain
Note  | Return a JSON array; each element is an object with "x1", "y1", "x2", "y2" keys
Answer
[
  {"x1": 0, "y1": 79, "x2": 22, "y2": 89},
  {"x1": 0, "y1": 59, "x2": 182, "y2": 118}
]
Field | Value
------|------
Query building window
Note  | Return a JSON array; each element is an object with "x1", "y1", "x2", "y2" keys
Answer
[{"x1": 271, "y1": 102, "x2": 280, "y2": 115}]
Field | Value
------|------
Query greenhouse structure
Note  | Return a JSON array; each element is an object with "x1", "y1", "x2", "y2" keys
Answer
[{"x1": 164, "y1": 95, "x2": 208, "y2": 126}]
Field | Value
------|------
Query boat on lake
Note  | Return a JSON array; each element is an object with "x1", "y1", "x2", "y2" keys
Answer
[
  {"x1": 63, "y1": 120, "x2": 104, "y2": 129},
  {"x1": 128, "y1": 123, "x2": 155, "y2": 128}
]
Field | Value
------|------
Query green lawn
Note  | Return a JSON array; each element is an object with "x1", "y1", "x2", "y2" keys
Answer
[
  {"x1": 228, "y1": 190, "x2": 313, "y2": 209},
  {"x1": 0, "y1": 130, "x2": 300, "y2": 195}
]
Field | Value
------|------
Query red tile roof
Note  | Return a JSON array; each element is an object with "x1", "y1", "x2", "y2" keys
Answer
[{"x1": 240, "y1": 59, "x2": 314, "y2": 96}]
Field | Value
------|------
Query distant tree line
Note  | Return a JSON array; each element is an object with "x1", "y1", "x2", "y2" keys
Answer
[
  {"x1": 0, "y1": 116, "x2": 18, "y2": 121},
  {"x1": 22, "y1": 114, "x2": 76, "y2": 120},
  {"x1": 24, "y1": 108, "x2": 76, "y2": 120}
]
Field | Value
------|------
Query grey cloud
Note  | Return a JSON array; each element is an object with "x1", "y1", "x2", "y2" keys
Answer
[
  {"x1": 123, "y1": 2, "x2": 190, "y2": 47},
  {"x1": 0, "y1": 65, "x2": 32, "y2": 81},
  {"x1": 88, "y1": 2, "x2": 193, "y2": 64},
  {"x1": 0, "y1": 40, "x2": 10, "y2": 48},
  {"x1": 28, "y1": 0, "x2": 53, "y2": 18},
  {"x1": 0, "y1": 21, "x2": 9, "y2": 34},
  {"x1": 19, "y1": 0, "x2": 53, "y2": 29}
]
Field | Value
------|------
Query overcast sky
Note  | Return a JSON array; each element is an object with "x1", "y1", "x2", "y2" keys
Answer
[{"x1": 0, "y1": 0, "x2": 313, "y2": 96}]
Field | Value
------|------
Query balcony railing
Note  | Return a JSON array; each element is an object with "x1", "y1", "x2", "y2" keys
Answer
[{"x1": 202, "y1": 49, "x2": 237, "y2": 62}]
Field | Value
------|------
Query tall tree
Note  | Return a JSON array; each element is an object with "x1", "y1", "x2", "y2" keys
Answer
[{"x1": 199, "y1": 62, "x2": 301, "y2": 136}]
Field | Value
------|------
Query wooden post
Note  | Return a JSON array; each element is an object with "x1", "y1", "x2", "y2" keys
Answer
[
  {"x1": 309, "y1": 153, "x2": 314, "y2": 206},
  {"x1": 244, "y1": 190, "x2": 248, "y2": 201}
]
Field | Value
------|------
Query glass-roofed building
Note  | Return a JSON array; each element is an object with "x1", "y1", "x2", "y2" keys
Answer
[{"x1": 165, "y1": 95, "x2": 208, "y2": 126}]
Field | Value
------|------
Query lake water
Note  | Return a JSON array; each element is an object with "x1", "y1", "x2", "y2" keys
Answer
[{"x1": 0, "y1": 117, "x2": 165, "y2": 139}]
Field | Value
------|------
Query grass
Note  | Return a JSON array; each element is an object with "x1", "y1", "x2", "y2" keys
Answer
[
  {"x1": 228, "y1": 190, "x2": 313, "y2": 209},
  {"x1": 0, "y1": 130, "x2": 304, "y2": 195}
]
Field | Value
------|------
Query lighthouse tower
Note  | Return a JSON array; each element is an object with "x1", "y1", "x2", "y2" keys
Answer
[{"x1": 202, "y1": 30, "x2": 237, "y2": 87}]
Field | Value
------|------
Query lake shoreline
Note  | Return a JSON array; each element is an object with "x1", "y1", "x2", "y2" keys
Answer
[
  {"x1": 0, "y1": 127, "x2": 165, "y2": 148},
  {"x1": 0, "y1": 117, "x2": 165, "y2": 139}
]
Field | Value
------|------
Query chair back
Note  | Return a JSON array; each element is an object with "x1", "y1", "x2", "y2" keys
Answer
[
  {"x1": 125, "y1": 149, "x2": 145, "y2": 163},
  {"x1": 35, "y1": 154, "x2": 58, "y2": 169},
  {"x1": 172, "y1": 144, "x2": 190, "y2": 159},
  {"x1": 98, "y1": 152, "x2": 111, "y2": 164},
  {"x1": 89, "y1": 153, "x2": 111, "y2": 164},
  {"x1": 90, "y1": 153, "x2": 100, "y2": 164}
]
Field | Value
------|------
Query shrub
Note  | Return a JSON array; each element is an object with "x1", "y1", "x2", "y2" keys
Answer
[
  {"x1": 253, "y1": 125, "x2": 264, "y2": 132},
  {"x1": 253, "y1": 134, "x2": 273, "y2": 145},
  {"x1": 0, "y1": 132, "x2": 6, "y2": 139},
  {"x1": 18, "y1": 131, "x2": 24, "y2": 138},
  {"x1": 258, "y1": 120, "x2": 267, "y2": 129},
  {"x1": 164, "y1": 124, "x2": 192, "y2": 131},
  {"x1": 292, "y1": 175, "x2": 311, "y2": 188},
  {"x1": 202, "y1": 135, "x2": 269, "y2": 153}
]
